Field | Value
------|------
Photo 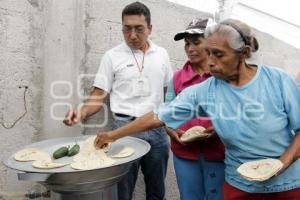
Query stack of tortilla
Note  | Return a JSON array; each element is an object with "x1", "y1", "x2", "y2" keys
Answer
[
  {"x1": 71, "y1": 136, "x2": 135, "y2": 170},
  {"x1": 71, "y1": 136, "x2": 116, "y2": 170},
  {"x1": 237, "y1": 158, "x2": 283, "y2": 181}
]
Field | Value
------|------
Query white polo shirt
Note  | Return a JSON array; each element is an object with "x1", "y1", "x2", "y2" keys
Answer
[{"x1": 93, "y1": 40, "x2": 173, "y2": 117}]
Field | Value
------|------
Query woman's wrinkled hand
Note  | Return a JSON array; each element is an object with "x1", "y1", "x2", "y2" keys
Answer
[
  {"x1": 165, "y1": 127, "x2": 185, "y2": 144},
  {"x1": 277, "y1": 153, "x2": 294, "y2": 176},
  {"x1": 203, "y1": 126, "x2": 215, "y2": 135},
  {"x1": 94, "y1": 132, "x2": 115, "y2": 149}
]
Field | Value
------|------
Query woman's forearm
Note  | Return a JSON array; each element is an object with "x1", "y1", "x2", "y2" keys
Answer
[
  {"x1": 110, "y1": 112, "x2": 165, "y2": 140},
  {"x1": 280, "y1": 132, "x2": 300, "y2": 169}
]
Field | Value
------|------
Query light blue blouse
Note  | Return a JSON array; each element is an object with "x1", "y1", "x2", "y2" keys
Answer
[{"x1": 157, "y1": 66, "x2": 300, "y2": 193}]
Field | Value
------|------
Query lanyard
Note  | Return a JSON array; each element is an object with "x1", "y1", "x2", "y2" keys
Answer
[{"x1": 130, "y1": 49, "x2": 145, "y2": 74}]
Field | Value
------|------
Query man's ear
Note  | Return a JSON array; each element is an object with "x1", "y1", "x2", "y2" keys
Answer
[{"x1": 148, "y1": 24, "x2": 152, "y2": 34}]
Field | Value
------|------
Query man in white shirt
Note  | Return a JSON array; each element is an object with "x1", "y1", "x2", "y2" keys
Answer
[{"x1": 63, "y1": 2, "x2": 173, "y2": 200}]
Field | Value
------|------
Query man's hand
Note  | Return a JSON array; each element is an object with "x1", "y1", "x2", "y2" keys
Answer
[
  {"x1": 63, "y1": 88, "x2": 107, "y2": 126},
  {"x1": 165, "y1": 127, "x2": 184, "y2": 144},
  {"x1": 94, "y1": 132, "x2": 116, "y2": 149},
  {"x1": 63, "y1": 109, "x2": 85, "y2": 126}
]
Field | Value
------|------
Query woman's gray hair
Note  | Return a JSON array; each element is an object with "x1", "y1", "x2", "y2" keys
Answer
[{"x1": 204, "y1": 19, "x2": 259, "y2": 57}]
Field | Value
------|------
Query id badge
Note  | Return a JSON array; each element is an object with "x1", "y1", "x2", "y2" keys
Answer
[{"x1": 132, "y1": 76, "x2": 150, "y2": 97}]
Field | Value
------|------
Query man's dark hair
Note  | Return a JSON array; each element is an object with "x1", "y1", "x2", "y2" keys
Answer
[{"x1": 122, "y1": 1, "x2": 151, "y2": 25}]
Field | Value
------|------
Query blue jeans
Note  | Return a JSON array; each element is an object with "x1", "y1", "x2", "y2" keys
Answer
[
  {"x1": 173, "y1": 155, "x2": 225, "y2": 200},
  {"x1": 112, "y1": 117, "x2": 169, "y2": 200}
]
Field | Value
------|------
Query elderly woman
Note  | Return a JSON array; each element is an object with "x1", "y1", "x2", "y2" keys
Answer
[
  {"x1": 165, "y1": 18, "x2": 225, "y2": 200},
  {"x1": 95, "y1": 19, "x2": 300, "y2": 199}
]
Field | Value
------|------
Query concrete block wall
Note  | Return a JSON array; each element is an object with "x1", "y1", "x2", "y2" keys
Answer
[
  {"x1": 0, "y1": 0, "x2": 206, "y2": 199},
  {"x1": 0, "y1": 0, "x2": 300, "y2": 199},
  {"x1": 0, "y1": 0, "x2": 45, "y2": 198}
]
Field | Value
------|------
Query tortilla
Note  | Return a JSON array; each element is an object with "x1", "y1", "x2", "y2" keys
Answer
[
  {"x1": 32, "y1": 160, "x2": 70, "y2": 169},
  {"x1": 111, "y1": 147, "x2": 134, "y2": 158},
  {"x1": 237, "y1": 158, "x2": 283, "y2": 181},
  {"x1": 14, "y1": 148, "x2": 51, "y2": 162},
  {"x1": 180, "y1": 126, "x2": 210, "y2": 142}
]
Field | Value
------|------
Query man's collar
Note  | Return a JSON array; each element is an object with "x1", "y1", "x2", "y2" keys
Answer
[{"x1": 124, "y1": 40, "x2": 157, "y2": 53}]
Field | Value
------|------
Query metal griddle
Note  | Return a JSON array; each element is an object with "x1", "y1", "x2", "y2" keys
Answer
[{"x1": 3, "y1": 136, "x2": 150, "y2": 200}]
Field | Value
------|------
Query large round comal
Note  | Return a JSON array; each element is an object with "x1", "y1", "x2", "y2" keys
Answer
[{"x1": 4, "y1": 136, "x2": 150, "y2": 198}]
